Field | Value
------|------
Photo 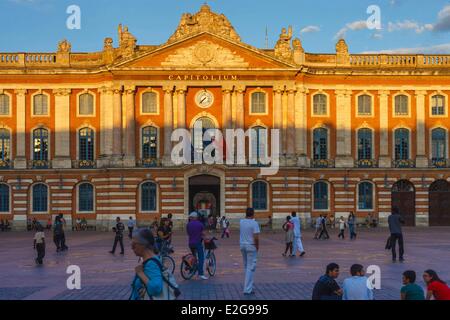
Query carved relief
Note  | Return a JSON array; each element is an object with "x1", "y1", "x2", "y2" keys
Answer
[
  {"x1": 168, "y1": 4, "x2": 241, "y2": 43},
  {"x1": 161, "y1": 40, "x2": 249, "y2": 68},
  {"x1": 57, "y1": 39, "x2": 72, "y2": 54}
]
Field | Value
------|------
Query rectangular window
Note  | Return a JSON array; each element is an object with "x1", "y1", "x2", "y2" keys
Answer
[
  {"x1": 395, "y1": 95, "x2": 409, "y2": 116},
  {"x1": 33, "y1": 95, "x2": 48, "y2": 116},
  {"x1": 251, "y1": 92, "x2": 266, "y2": 114},
  {"x1": 142, "y1": 92, "x2": 158, "y2": 114},
  {"x1": 313, "y1": 94, "x2": 327, "y2": 116},
  {"x1": 0, "y1": 95, "x2": 10, "y2": 115},
  {"x1": 432, "y1": 95, "x2": 445, "y2": 116},
  {"x1": 358, "y1": 95, "x2": 372, "y2": 115}
]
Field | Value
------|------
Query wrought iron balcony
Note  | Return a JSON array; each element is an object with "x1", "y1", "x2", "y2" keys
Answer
[
  {"x1": 0, "y1": 160, "x2": 11, "y2": 169},
  {"x1": 356, "y1": 159, "x2": 378, "y2": 168},
  {"x1": 311, "y1": 159, "x2": 335, "y2": 168},
  {"x1": 72, "y1": 160, "x2": 96, "y2": 169},
  {"x1": 430, "y1": 158, "x2": 450, "y2": 168},
  {"x1": 30, "y1": 160, "x2": 50, "y2": 169},
  {"x1": 393, "y1": 159, "x2": 416, "y2": 168},
  {"x1": 138, "y1": 158, "x2": 161, "y2": 168}
]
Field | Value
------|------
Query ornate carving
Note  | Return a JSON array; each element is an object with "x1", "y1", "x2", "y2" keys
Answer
[
  {"x1": 274, "y1": 26, "x2": 293, "y2": 61},
  {"x1": 168, "y1": 4, "x2": 241, "y2": 43},
  {"x1": 292, "y1": 38, "x2": 304, "y2": 52},
  {"x1": 161, "y1": 40, "x2": 248, "y2": 68},
  {"x1": 118, "y1": 24, "x2": 137, "y2": 59},
  {"x1": 336, "y1": 39, "x2": 348, "y2": 55},
  {"x1": 57, "y1": 39, "x2": 72, "y2": 54},
  {"x1": 104, "y1": 38, "x2": 114, "y2": 50}
]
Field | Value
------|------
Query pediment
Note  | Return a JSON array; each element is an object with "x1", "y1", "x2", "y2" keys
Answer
[{"x1": 116, "y1": 33, "x2": 296, "y2": 70}]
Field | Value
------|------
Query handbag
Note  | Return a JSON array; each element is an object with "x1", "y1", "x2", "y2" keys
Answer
[{"x1": 385, "y1": 236, "x2": 392, "y2": 250}]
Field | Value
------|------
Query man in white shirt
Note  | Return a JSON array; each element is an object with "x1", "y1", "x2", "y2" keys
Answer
[
  {"x1": 127, "y1": 216, "x2": 136, "y2": 239},
  {"x1": 290, "y1": 212, "x2": 306, "y2": 257},
  {"x1": 240, "y1": 208, "x2": 260, "y2": 295}
]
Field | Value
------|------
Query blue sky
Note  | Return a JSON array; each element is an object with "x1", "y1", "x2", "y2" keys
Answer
[{"x1": 1, "y1": 0, "x2": 450, "y2": 54}]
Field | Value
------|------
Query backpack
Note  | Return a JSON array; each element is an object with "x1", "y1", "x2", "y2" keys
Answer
[{"x1": 145, "y1": 258, "x2": 181, "y2": 300}]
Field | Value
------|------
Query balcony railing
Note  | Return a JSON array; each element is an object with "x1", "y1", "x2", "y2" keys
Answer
[
  {"x1": 72, "y1": 160, "x2": 96, "y2": 169},
  {"x1": 311, "y1": 159, "x2": 335, "y2": 168},
  {"x1": 137, "y1": 158, "x2": 161, "y2": 168},
  {"x1": 393, "y1": 159, "x2": 416, "y2": 168},
  {"x1": 356, "y1": 159, "x2": 378, "y2": 168},
  {"x1": 0, "y1": 160, "x2": 11, "y2": 169},
  {"x1": 430, "y1": 158, "x2": 450, "y2": 168},
  {"x1": 29, "y1": 160, "x2": 50, "y2": 169}
]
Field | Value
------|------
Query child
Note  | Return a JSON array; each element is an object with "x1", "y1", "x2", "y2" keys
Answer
[
  {"x1": 221, "y1": 216, "x2": 230, "y2": 239},
  {"x1": 33, "y1": 224, "x2": 46, "y2": 265},
  {"x1": 338, "y1": 216, "x2": 346, "y2": 239}
]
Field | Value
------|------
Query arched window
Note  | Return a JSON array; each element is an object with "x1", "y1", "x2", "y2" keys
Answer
[
  {"x1": 313, "y1": 181, "x2": 329, "y2": 210},
  {"x1": 394, "y1": 128, "x2": 410, "y2": 160},
  {"x1": 358, "y1": 95, "x2": 372, "y2": 115},
  {"x1": 0, "y1": 129, "x2": 10, "y2": 164},
  {"x1": 357, "y1": 128, "x2": 373, "y2": 160},
  {"x1": 431, "y1": 128, "x2": 446, "y2": 161},
  {"x1": 395, "y1": 95, "x2": 409, "y2": 116},
  {"x1": 313, "y1": 94, "x2": 327, "y2": 115},
  {"x1": 142, "y1": 126, "x2": 158, "y2": 160},
  {"x1": 252, "y1": 181, "x2": 268, "y2": 210},
  {"x1": 79, "y1": 128, "x2": 94, "y2": 161},
  {"x1": 431, "y1": 95, "x2": 445, "y2": 116},
  {"x1": 0, "y1": 184, "x2": 9, "y2": 212},
  {"x1": 192, "y1": 117, "x2": 215, "y2": 156},
  {"x1": 142, "y1": 92, "x2": 158, "y2": 114},
  {"x1": 358, "y1": 182, "x2": 374, "y2": 210},
  {"x1": 251, "y1": 92, "x2": 267, "y2": 114},
  {"x1": 141, "y1": 182, "x2": 157, "y2": 212},
  {"x1": 33, "y1": 94, "x2": 48, "y2": 116},
  {"x1": 78, "y1": 183, "x2": 94, "y2": 212},
  {"x1": 0, "y1": 94, "x2": 10, "y2": 115},
  {"x1": 33, "y1": 128, "x2": 49, "y2": 161},
  {"x1": 32, "y1": 184, "x2": 48, "y2": 212},
  {"x1": 79, "y1": 93, "x2": 94, "y2": 115},
  {"x1": 250, "y1": 126, "x2": 267, "y2": 165},
  {"x1": 313, "y1": 128, "x2": 328, "y2": 160}
]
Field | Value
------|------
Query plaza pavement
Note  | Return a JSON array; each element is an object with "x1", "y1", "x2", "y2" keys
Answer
[{"x1": 0, "y1": 227, "x2": 449, "y2": 300}]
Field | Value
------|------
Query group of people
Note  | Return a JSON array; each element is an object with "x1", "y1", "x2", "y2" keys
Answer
[
  {"x1": 282, "y1": 212, "x2": 306, "y2": 257},
  {"x1": 0, "y1": 219, "x2": 10, "y2": 231},
  {"x1": 313, "y1": 212, "x2": 357, "y2": 240},
  {"x1": 74, "y1": 217, "x2": 89, "y2": 231},
  {"x1": 312, "y1": 262, "x2": 450, "y2": 300}
]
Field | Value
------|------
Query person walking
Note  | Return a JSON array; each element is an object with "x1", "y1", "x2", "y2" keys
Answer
[
  {"x1": 110, "y1": 217, "x2": 125, "y2": 255},
  {"x1": 423, "y1": 270, "x2": 450, "y2": 300},
  {"x1": 240, "y1": 208, "x2": 260, "y2": 295},
  {"x1": 33, "y1": 224, "x2": 46, "y2": 265},
  {"x1": 401, "y1": 270, "x2": 425, "y2": 300},
  {"x1": 291, "y1": 212, "x2": 306, "y2": 257},
  {"x1": 186, "y1": 212, "x2": 208, "y2": 280},
  {"x1": 58, "y1": 214, "x2": 68, "y2": 251},
  {"x1": 282, "y1": 216, "x2": 294, "y2": 257},
  {"x1": 129, "y1": 228, "x2": 163, "y2": 300},
  {"x1": 338, "y1": 216, "x2": 346, "y2": 239},
  {"x1": 53, "y1": 216, "x2": 64, "y2": 252},
  {"x1": 127, "y1": 216, "x2": 136, "y2": 240},
  {"x1": 348, "y1": 212, "x2": 357, "y2": 240},
  {"x1": 388, "y1": 207, "x2": 405, "y2": 262},
  {"x1": 220, "y1": 216, "x2": 230, "y2": 239},
  {"x1": 312, "y1": 263, "x2": 343, "y2": 300},
  {"x1": 318, "y1": 215, "x2": 330, "y2": 240},
  {"x1": 342, "y1": 264, "x2": 373, "y2": 300},
  {"x1": 314, "y1": 215, "x2": 322, "y2": 239}
]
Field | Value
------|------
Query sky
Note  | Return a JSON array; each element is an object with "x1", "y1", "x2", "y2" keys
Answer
[{"x1": 1, "y1": 0, "x2": 450, "y2": 54}]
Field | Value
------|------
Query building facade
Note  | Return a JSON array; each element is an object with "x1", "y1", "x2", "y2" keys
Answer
[{"x1": 1, "y1": 4, "x2": 450, "y2": 230}]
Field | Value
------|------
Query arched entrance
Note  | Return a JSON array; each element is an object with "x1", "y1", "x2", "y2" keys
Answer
[
  {"x1": 392, "y1": 180, "x2": 416, "y2": 226},
  {"x1": 189, "y1": 175, "x2": 221, "y2": 218},
  {"x1": 429, "y1": 180, "x2": 450, "y2": 226}
]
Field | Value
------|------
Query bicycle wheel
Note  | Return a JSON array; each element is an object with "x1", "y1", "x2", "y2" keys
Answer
[
  {"x1": 180, "y1": 255, "x2": 197, "y2": 280},
  {"x1": 162, "y1": 255, "x2": 175, "y2": 274},
  {"x1": 206, "y1": 251, "x2": 216, "y2": 277}
]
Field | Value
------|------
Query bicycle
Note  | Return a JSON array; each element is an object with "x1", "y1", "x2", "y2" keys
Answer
[
  {"x1": 180, "y1": 237, "x2": 217, "y2": 280},
  {"x1": 157, "y1": 239, "x2": 176, "y2": 274}
]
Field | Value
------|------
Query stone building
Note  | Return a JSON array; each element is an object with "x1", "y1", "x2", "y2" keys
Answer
[{"x1": 1, "y1": 4, "x2": 450, "y2": 230}]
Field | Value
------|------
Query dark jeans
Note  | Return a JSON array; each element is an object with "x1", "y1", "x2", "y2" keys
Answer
[
  {"x1": 349, "y1": 224, "x2": 357, "y2": 240},
  {"x1": 319, "y1": 226, "x2": 329, "y2": 239},
  {"x1": 36, "y1": 243, "x2": 45, "y2": 264},
  {"x1": 128, "y1": 227, "x2": 134, "y2": 239},
  {"x1": 60, "y1": 233, "x2": 68, "y2": 250},
  {"x1": 390, "y1": 233, "x2": 404, "y2": 260},
  {"x1": 189, "y1": 242, "x2": 205, "y2": 276},
  {"x1": 53, "y1": 234, "x2": 62, "y2": 250},
  {"x1": 338, "y1": 229, "x2": 345, "y2": 239},
  {"x1": 112, "y1": 235, "x2": 124, "y2": 253},
  {"x1": 221, "y1": 228, "x2": 229, "y2": 238}
]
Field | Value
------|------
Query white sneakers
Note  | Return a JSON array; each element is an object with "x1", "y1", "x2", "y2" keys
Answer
[{"x1": 199, "y1": 275, "x2": 209, "y2": 280}]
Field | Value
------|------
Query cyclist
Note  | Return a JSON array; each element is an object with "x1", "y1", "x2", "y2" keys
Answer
[
  {"x1": 186, "y1": 211, "x2": 208, "y2": 280},
  {"x1": 157, "y1": 218, "x2": 172, "y2": 253}
]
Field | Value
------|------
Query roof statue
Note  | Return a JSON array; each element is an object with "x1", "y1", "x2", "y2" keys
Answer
[{"x1": 274, "y1": 26, "x2": 293, "y2": 61}]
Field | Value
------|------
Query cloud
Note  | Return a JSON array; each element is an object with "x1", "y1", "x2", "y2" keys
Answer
[
  {"x1": 335, "y1": 20, "x2": 368, "y2": 39},
  {"x1": 433, "y1": 5, "x2": 450, "y2": 32},
  {"x1": 372, "y1": 33, "x2": 383, "y2": 40},
  {"x1": 362, "y1": 43, "x2": 450, "y2": 54},
  {"x1": 300, "y1": 25, "x2": 320, "y2": 34},
  {"x1": 388, "y1": 20, "x2": 433, "y2": 34}
]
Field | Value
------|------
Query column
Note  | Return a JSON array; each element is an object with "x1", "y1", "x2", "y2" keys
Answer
[
  {"x1": 123, "y1": 85, "x2": 136, "y2": 167},
  {"x1": 286, "y1": 87, "x2": 296, "y2": 165},
  {"x1": 273, "y1": 86, "x2": 284, "y2": 160},
  {"x1": 14, "y1": 89, "x2": 27, "y2": 169},
  {"x1": 222, "y1": 85, "x2": 232, "y2": 130},
  {"x1": 163, "y1": 85, "x2": 174, "y2": 165},
  {"x1": 53, "y1": 88, "x2": 72, "y2": 169},
  {"x1": 415, "y1": 90, "x2": 428, "y2": 168},
  {"x1": 235, "y1": 85, "x2": 245, "y2": 130},
  {"x1": 295, "y1": 86, "x2": 309, "y2": 167},
  {"x1": 378, "y1": 90, "x2": 390, "y2": 168},
  {"x1": 98, "y1": 87, "x2": 114, "y2": 167},
  {"x1": 176, "y1": 86, "x2": 187, "y2": 129},
  {"x1": 111, "y1": 86, "x2": 123, "y2": 166},
  {"x1": 335, "y1": 89, "x2": 353, "y2": 168}
]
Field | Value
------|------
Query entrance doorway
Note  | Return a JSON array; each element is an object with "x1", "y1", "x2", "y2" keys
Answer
[
  {"x1": 429, "y1": 180, "x2": 450, "y2": 226},
  {"x1": 189, "y1": 175, "x2": 221, "y2": 218},
  {"x1": 391, "y1": 180, "x2": 416, "y2": 226}
]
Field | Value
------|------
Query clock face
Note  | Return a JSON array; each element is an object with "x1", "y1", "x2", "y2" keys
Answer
[{"x1": 195, "y1": 90, "x2": 214, "y2": 108}]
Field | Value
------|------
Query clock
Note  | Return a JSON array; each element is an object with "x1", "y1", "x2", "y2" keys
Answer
[{"x1": 195, "y1": 90, "x2": 214, "y2": 108}]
